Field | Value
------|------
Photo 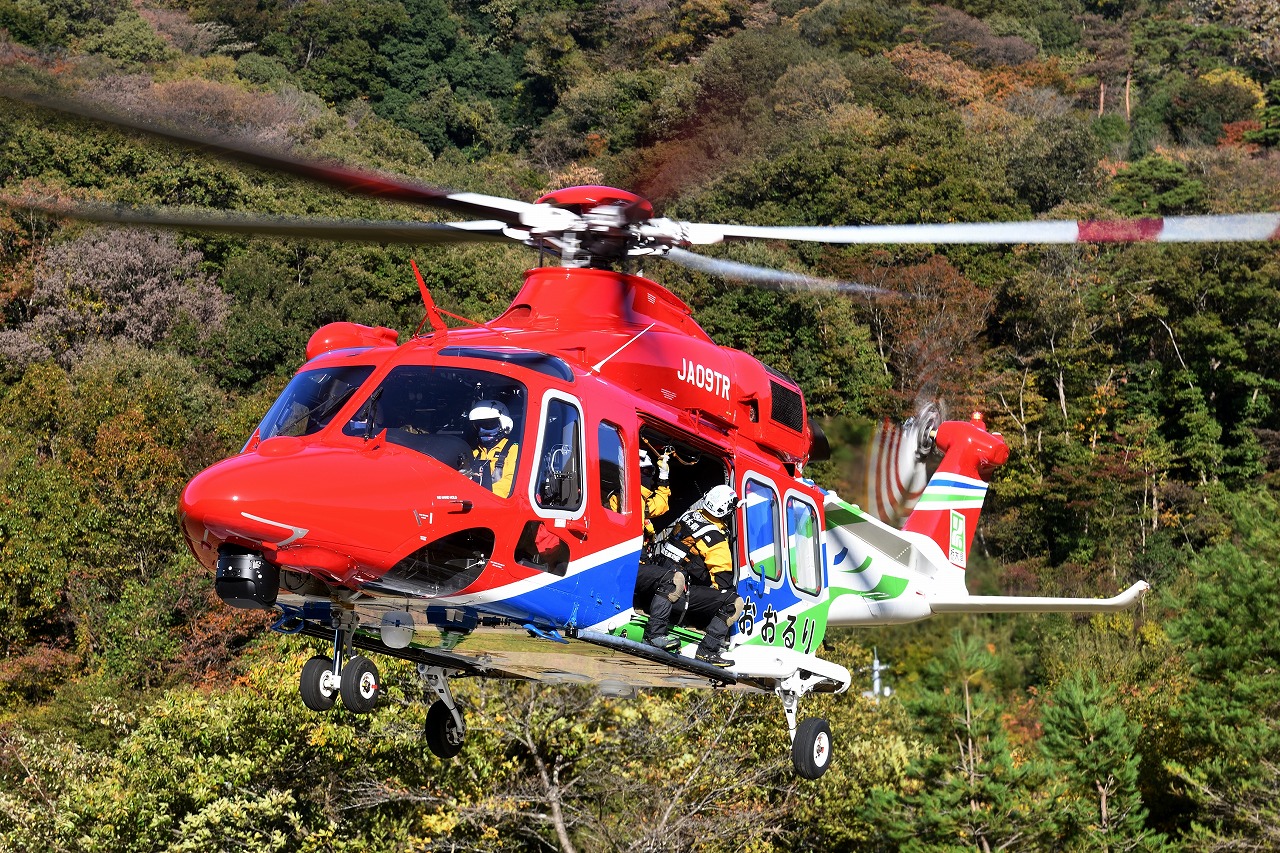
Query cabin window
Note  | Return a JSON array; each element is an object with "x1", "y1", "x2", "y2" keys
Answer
[
  {"x1": 787, "y1": 497, "x2": 822, "y2": 596},
  {"x1": 534, "y1": 396, "x2": 583, "y2": 512},
  {"x1": 744, "y1": 478, "x2": 782, "y2": 582},
  {"x1": 258, "y1": 365, "x2": 374, "y2": 440},
  {"x1": 599, "y1": 422, "x2": 626, "y2": 513}
]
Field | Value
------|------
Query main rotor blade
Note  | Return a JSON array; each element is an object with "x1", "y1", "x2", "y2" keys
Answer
[
  {"x1": 677, "y1": 213, "x2": 1280, "y2": 246},
  {"x1": 6, "y1": 199, "x2": 515, "y2": 244},
  {"x1": 1, "y1": 87, "x2": 568, "y2": 230},
  {"x1": 663, "y1": 247, "x2": 895, "y2": 295}
]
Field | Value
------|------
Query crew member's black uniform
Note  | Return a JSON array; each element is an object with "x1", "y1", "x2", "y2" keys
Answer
[{"x1": 639, "y1": 504, "x2": 739, "y2": 666}]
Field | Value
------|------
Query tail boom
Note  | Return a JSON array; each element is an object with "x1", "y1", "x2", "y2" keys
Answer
[{"x1": 822, "y1": 413, "x2": 1150, "y2": 628}]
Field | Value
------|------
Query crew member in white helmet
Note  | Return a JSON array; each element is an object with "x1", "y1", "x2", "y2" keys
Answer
[
  {"x1": 640, "y1": 484, "x2": 742, "y2": 667},
  {"x1": 465, "y1": 399, "x2": 518, "y2": 498}
]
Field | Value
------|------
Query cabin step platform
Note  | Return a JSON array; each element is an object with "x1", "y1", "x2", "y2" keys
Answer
[{"x1": 576, "y1": 629, "x2": 738, "y2": 685}]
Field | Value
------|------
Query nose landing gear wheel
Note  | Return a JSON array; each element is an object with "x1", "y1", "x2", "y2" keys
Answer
[
  {"x1": 425, "y1": 699, "x2": 465, "y2": 758},
  {"x1": 339, "y1": 654, "x2": 380, "y2": 713},
  {"x1": 792, "y1": 717, "x2": 833, "y2": 780},
  {"x1": 300, "y1": 655, "x2": 338, "y2": 711}
]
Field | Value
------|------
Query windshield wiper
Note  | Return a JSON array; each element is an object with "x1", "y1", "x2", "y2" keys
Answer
[{"x1": 360, "y1": 388, "x2": 384, "y2": 441}]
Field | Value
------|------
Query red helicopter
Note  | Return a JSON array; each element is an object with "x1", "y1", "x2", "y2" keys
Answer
[{"x1": 5, "y1": 88, "x2": 1277, "y2": 779}]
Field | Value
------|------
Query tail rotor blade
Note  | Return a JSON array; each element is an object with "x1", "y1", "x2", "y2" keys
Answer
[{"x1": 861, "y1": 401, "x2": 944, "y2": 527}]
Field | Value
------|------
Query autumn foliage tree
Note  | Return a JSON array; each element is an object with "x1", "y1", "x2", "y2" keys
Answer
[{"x1": 0, "y1": 227, "x2": 229, "y2": 376}]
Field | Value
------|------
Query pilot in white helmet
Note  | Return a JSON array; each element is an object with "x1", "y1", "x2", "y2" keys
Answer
[{"x1": 466, "y1": 399, "x2": 518, "y2": 497}]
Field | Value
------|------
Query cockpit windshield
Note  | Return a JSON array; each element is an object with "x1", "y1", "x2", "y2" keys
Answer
[
  {"x1": 342, "y1": 366, "x2": 527, "y2": 494},
  {"x1": 257, "y1": 365, "x2": 375, "y2": 440}
]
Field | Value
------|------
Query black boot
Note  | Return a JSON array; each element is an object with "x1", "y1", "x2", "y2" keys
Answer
[
  {"x1": 694, "y1": 615, "x2": 733, "y2": 667},
  {"x1": 642, "y1": 575, "x2": 680, "y2": 652}
]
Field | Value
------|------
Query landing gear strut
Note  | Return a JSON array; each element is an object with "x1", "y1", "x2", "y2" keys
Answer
[
  {"x1": 777, "y1": 671, "x2": 834, "y2": 779},
  {"x1": 419, "y1": 664, "x2": 466, "y2": 758},
  {"x1": 298, "y1": 607, "x2": 381, "y2": 714}
]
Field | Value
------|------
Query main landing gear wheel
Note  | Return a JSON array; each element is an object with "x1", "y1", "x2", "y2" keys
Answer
[
  {"x1": 300, "y1": 655, "x2": 338, "y2": 711},
  {"x1": 792, "y1": 717, "x2": 833, "y2": 780},
  {"x1": 419, "y1": 665, "x2": 466, "y2": 759},
  {"x1": 425, "y1": 699, "x2": 465, "y2": 758},
  {"x1": 339, "y1": 654, "x2": 380, "y2": 713}
]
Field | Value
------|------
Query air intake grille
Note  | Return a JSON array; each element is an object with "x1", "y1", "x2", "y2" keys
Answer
[{"x1": 769, "y1": 380, "x2": 804, "y2": 432}]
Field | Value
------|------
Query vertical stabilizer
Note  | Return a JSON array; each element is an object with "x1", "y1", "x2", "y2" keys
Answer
[{"x1": 902, "y1": 414, "x2": 1008, "y2": 570}]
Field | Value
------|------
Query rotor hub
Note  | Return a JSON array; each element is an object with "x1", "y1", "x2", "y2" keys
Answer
[
  {"x1": 534, "y1": 185, "x2": 654, "y2": 221},
  {"x1": 532, "y1": 186, "x2": 662, "y2": 268}
]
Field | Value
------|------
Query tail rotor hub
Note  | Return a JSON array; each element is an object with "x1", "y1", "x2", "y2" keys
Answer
[{"x1": 911, "y1": 401, "x2": 943, "y2": 459}]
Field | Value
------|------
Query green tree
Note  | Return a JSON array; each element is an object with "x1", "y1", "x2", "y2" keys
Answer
[
  {"x1": 794, "y1": 0, "x2": 919, "y2": 55},
  {"x1": 0, "y1": 344, "x2": 231, "y2": 685},
  {"x1": 1202, "y1": 0, "x2": 1280, "y2": 76},
  {"x1": 1006, "y1": 119, "x2": 1104, "y2": 214},
  {"x1": 1166, "y1": 73, "x2": 1265, "y2": 146},
  {"x1": 1243, "y1": 80, "x2": 1280, "y2": 147},
  {"x1": 1167, "y1": 373, "x2": 1223, "y2": 485},
  {"x1": 76, "y1": 11, "x2": 175, "y2": 67},
  {"x1": 1107, "y1": 155, "x2": 1208, "y2": 216},
  {"x1": 1161, "y1": 493, "x2": 1280, "y2": 842},
  {"x1": 372, "y1": 0, "x2": 525, "y2": 152},
  {"x1": 1040, "y1": 672, "x2": 1168, "y2": 850},
  {"x1": 259, "y1": 0, "x2": 408, "y2": 105},
  {"x1": 875, "y1": 630, "x2": 1053, "y2": 851},
  {"x1": 0, "y1": 0, "x2": 128, "y2": 47}
]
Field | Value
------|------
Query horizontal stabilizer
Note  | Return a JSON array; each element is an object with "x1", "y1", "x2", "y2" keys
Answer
[{"x1": 929, "y1": 581, "x2": 1149, "y2": 614}]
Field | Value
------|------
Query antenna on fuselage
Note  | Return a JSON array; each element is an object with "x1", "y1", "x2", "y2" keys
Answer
[
  {"x1": 410, "y1": 259, "x2": 449, "y2": 336},
  {"x1": 861, "y1": 647, "x2": 893, "y2": 704},
  {"x1": 591, "y1": 322, "x2": 656, "y2": 373}
]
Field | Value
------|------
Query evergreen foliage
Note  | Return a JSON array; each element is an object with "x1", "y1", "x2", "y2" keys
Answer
[{"x1": 1243, "y1": 80, "x2": 1280, "y2": 147}]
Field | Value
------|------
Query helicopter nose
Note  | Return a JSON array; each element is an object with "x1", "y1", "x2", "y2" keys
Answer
[
  {"x1": 180, "y1": 441, "x2": 444, "y2": 574},
  {"x1": 181, "y1": 453, "x2": 310, "y2": 550}
]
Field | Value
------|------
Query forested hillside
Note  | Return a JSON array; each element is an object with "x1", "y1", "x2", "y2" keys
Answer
[{"x1": 1, "y1": 0, "x2": 1278, "y2": 849}]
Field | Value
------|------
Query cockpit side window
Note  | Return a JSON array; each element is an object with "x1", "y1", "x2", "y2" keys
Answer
[
  {"x1": 534, "y1": 396, "x2": 583, "y2": 512},
  {"x1": 258, "y1": 366, "x2": 375, "y2": 440}
]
